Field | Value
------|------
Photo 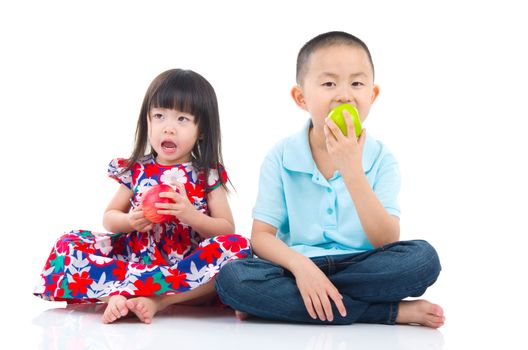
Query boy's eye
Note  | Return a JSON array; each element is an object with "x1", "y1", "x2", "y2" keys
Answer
[
  {"x1": 322, "y1": 82, "x2": 336, "y2": 87},
  {"x1": 352, "y1": 81, "x2": 364, "y2": 87}
]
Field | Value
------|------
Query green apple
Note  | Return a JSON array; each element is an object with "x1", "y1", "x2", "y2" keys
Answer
[{"x1": 328, "y1": 104, "x2": 362, "y2": 137}]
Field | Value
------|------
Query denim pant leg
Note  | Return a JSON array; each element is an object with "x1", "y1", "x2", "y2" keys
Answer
[
  {"x1": 216, "y1": 257, "x2": 380, "y2": 325},
  {"x1": 328, "y1": 239, "x2": 441, "y2": 323}
]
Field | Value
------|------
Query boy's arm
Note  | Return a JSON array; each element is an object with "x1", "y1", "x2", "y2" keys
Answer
[
  {"x1": 324, "y1": 120, "x2": 400, "y2": 248},
  {"x1": 252, "y1": 220, "x2": 347, "y2": 322},
  {"x1": 343, "y1": 172, "x2": 400, "y2": 247}
]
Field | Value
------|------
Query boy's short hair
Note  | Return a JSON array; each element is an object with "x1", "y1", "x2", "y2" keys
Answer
[{"x1": 296, "y1": 31, "x2": 375, "y2": 85}]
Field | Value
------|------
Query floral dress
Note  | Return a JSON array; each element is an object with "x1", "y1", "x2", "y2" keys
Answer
[{"x1": 34, "y1": 155, "x2": 251, "y2": 303}]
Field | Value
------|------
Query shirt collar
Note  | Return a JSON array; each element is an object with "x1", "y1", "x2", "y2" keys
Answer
[{"x1": 283, "y1": 119, "x2": 380, "y2": 174}]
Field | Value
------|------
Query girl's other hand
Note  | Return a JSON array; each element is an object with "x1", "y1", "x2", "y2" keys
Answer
[
  {"x1": 127, "y1": 206, "x2": 154, "y2": 232},
  {"x1": 290, "y1": 257, "x2": 347, "y2": 322}
]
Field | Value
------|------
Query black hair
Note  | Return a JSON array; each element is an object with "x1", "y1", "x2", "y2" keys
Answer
[
  {"x1": 296, "y1": 31, "x2": 375, "y2": 84},
  {"x1": 123, "y1": 69, "x2": 228, "y2": 191}
]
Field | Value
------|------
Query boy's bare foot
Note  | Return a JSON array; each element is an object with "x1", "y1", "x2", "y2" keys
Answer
[
  {"x1": 126, "y1": 297, "x2": 162, "y2": 324},
  {"x1": 235, "y1": 310, "x2": 250, "y2": 320},
  {"x1": 396, "y1": 300, "x2": 445, "y2": 328},
  {"x1": 102, "y1": 295, "x2": 129, "y2": 324}
]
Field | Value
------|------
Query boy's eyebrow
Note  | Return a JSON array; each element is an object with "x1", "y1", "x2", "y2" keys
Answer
[{"x1": 318, "y1": 72, "x2": 368, "y2": 79}]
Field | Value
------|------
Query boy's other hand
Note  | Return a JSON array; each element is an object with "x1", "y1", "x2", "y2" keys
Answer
[{"x1": 290, "y1": 257, "x2": 347, "y2": 322}]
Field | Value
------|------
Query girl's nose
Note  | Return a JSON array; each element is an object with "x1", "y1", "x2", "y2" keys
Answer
[{"x1": 163, "y1": 126, "x2": 176, "y2": 134}]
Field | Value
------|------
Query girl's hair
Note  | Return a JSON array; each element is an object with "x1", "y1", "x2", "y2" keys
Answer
[{"x1": 124, "y1": 68, "x2": 228, "y2": 191}]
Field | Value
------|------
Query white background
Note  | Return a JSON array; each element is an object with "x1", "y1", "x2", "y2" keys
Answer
[{"x1": 1, "y1": 0, "x2": 527, "y2": 348}]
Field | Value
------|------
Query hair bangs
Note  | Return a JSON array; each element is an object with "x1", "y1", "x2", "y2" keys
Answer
[{"x1": 148, "y1": 71, "x2": 204, "y2": 121}]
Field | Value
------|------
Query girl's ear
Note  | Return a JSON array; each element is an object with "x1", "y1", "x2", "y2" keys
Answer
[{"x1": 291, "y1": 85, "x2": 307, "y2": 110}]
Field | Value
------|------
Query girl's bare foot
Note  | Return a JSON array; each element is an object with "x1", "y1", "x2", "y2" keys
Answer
[
  {"x1": 235, "y1": 310, "x2": 250, "y2": 320},
  {"x1": 396, "y1": 300, "x2": 445, "y2": 328},
  {"x1": 102, "y1": 295, "x2": 129, "y2": 324},
  {"x1": 126, "y1": 297, "x2": 163, "y2": 324}
]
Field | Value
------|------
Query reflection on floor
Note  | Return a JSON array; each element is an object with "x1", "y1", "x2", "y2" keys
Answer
[{"x1": 32, "y1": 303, "x2": 444, "y2": 350}]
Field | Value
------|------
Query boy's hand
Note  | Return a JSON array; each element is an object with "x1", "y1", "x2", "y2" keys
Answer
[
  {"x1": 127, "y1": 206, "x2": 154, "y2": 232},
  {"x1": 155, "y1": 182, "x2": 197, "y2": 225},
  {"x1": 324, "y1": 110, "x2": 366, "y2": 179},
  {"x1": 290, "y1": 257, "x2": 347, "y2": 322}
]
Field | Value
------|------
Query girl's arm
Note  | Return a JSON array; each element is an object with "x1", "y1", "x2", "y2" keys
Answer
[
  {"x1": 157, "y1": 182, "x2": 235, "y2": 238},
  {"x1": 251, "y1": 220, "x2": 347, "y2": 322},
  {"x1": 103, "y1": 185, "x2": 153, "y2": 233}
]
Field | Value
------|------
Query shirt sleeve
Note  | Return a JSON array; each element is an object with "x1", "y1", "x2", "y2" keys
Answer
[
  {"x1": 205, "y1": 164, "x2": 229, "y2": 193},
  {"x1": 372, "y1": 152, "x2": 401, "y2": 217},
  {"x1": 252, "y1": 151, "x2": 288, "y2": 230},
  {"x1": 107, "y1": 158, "x2": 133, "y2": 190}
]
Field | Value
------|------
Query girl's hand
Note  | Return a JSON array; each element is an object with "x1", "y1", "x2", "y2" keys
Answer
[
  {"x1": 323, "y1": 110, "x2": 366, "y2": 179},
  {"x1": 127, "y1": 206, "x2": 154, "y2": 232},
  {"x1": 290, "y1": 257, "x2": 347, "y2": 322},
  {"x1": 156, "y1": 182, "x2": 197, "y2": 225}
]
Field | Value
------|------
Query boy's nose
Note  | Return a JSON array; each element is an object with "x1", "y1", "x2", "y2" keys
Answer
[
  {"x1": 336, "y1": 94, "x2": 353, "y2": 103},
  {"x1": 336, "y1": 86, "x2": 353, "y2": 103}
]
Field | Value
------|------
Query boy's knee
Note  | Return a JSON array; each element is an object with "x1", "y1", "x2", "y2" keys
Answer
[
  {"x1": 409, "y1": 240, "x2": 441, "y2": 281},
  {"x1": 215, "y1": 259, "x2": 253, "y2": 295}
]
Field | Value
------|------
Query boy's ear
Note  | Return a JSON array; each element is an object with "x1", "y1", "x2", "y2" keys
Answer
[
  {"x1": 291, "y1": 85, "x2": 307, "y2": 110},
  {"x1": 371, "y1": 84, "x2": 380, "y2": 103}
]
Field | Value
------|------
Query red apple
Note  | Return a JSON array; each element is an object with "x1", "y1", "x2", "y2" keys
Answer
[{"x1": 141, "y1": 184, "x2": 175, "y2": 223}]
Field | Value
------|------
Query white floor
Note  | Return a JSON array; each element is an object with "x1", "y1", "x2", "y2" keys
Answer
[
  {"x1": 11, "y1": 289, "x2": 525, "y2": 350},
  {"x1": 24, "y1": 299, "x2": 444, "y2": 350}
]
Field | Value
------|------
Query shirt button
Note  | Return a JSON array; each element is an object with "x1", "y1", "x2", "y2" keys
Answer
[
  {"x1": 326, "y1": 188, "x2": 332, "y2": 193},
  {"x1": 327, "y1": 208, "x2": 333, "y2": 215}
]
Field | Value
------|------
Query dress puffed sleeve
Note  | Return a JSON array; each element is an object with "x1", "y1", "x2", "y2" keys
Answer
[
  {"x1": 107, "y1": 158, "x2": 133, "y2": 190},
  {"x1": 205, "y1": 164, "x2": 228, "y2": 193}
]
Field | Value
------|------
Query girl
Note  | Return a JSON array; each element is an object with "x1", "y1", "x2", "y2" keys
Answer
[{"x1": 34, "y1": 69, "x2": 251, "y2": 324}]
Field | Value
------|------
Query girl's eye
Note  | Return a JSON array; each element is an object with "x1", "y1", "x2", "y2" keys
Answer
[
  {"x1": 152, "y1": 113, "x2": 164, "y2": 119},
  {"x1": 322, "y1": 82, "x2": 336, "y2": 87},
  {"x1": 178, "y1": 116, "x2": 189, "y2": 122}
]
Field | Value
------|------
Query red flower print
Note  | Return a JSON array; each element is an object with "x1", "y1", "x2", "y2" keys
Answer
[
  {"x1": 144, "y1": 163, "x2": 160, "y2": 178},
  {"x1": 198, "y1": 242, "x2": 222, "y2": 264},
  {"x1": 117, "y1": 158, "x2": 129, "y2": 168},
  {"x1": 112, "y1": 260, "x2": 127, "y2": 281},
  {"x1": 163, "y1": 229, "x2": 191, "y2": 256},
  {"x1": 185, "y1": 183, "x2": 204, "y2": 199},
  {"x1": 68, "y1": 271, "x2": 94, "y2": 296},
  {"x1": 216, "y1": 234, "x2": 248, "y2": 253},
  {"x1": 45, "y1": 273, "x2": 62, "y2": 294},
  {"x1": 55, "y1": 234, "x2": 77, "y2": 254},
  {"x1": 133, "y1": 276, "x2": 161, "y2": 295},
  {"x1": 73, "y1": 241, "x2": 96, "y2": 255},
  {"x1": 166, "y1": 270, "x2": 189, "y2": 289}
]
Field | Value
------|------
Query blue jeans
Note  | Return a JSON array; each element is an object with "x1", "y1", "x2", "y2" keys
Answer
[{"x1": 215, "y1": 240, "x2": 441, "y2": 325}]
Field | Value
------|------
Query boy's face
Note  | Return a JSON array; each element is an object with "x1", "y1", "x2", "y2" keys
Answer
[{"x1": 292, "y1": 44, "x2": 379, "y2": 133}]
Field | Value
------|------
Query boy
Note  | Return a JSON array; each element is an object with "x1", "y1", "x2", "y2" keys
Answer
[{"x1": 215, "y1": 31, "x2": 444, "y2": 327}]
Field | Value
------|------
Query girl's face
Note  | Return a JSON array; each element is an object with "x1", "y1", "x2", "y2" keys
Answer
[{"x1": 148, "y1": 107, "x2": 199, "y2": 165}]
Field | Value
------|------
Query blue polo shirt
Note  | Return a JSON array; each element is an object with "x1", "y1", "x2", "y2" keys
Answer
[{"x1": 252, "y1": 120, "x2": 401, "y2": 257}]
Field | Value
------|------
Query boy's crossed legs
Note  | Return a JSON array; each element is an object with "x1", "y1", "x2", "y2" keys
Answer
[{"x1": 215, "y1": 240, "x2": 444, "y2": 327}]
